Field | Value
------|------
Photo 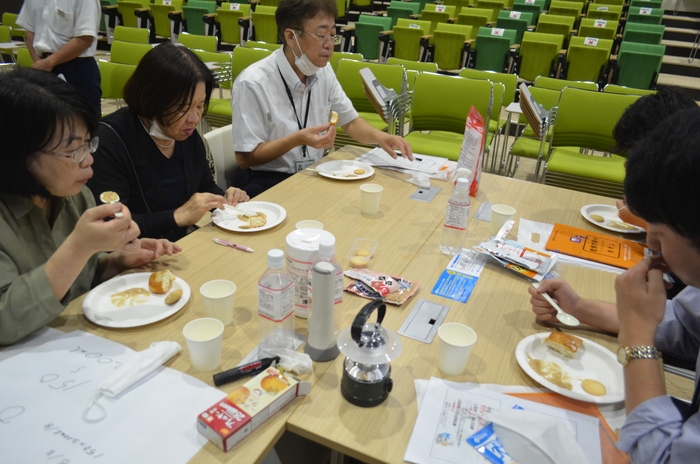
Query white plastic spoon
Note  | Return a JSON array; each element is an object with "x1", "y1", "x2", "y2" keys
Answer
[
  {"x1": 531, "y1": 282, "x2": 580, "y2": 327},
  {"x1": 223, "y1": 204, "x2": 256, "y2": 217}
]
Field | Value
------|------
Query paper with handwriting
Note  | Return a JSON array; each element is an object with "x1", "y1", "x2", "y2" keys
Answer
[{"x1": 0, "y1": 329, "x2": 224, "y2": 463}]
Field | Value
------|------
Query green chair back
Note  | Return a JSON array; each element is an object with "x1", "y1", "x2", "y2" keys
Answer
[
  {"x1": 586, "y1": 4, "x2": 623, "y2": 22},
  {"x1": 356, "y1": 15, "x2": 393, "y2": 60},
  {"x1": 518, "y1": 31, "x2": 564, "y2": 81},
  {"x1": 116, "y1": 1, "x2": 147, "y2": 28},
  {"x1": 392, "y1": 18, "x2": 431, "y2": 61},
  {"x1": 459, "y1": 68, "x2": 518, "y2": 106},
  {"x1": 191, "y1": 48, "x2": 234, "y2": 90},
  {"x1": 433, "y1": 23, "x2": 473, "y2": 70},
  {"x1": 0, "y1": 25, "x2": 10, "y2": 43},
  {"x1": 547, "y1": 0, "x2": 582, "y2": 19},
  {"x1": 183, "y1": 1, "x2": 217, "y2": 35},
  {"x1": 244, "y1": 40, "x2": 282, "y2": 50},
  {"x1": 496, "y1": 11, "x2": 534, "y2": 43},
  {"x1": 630, "y1": 0, "x2": 663, "y2": 8},
  {"x1": 110, "y1": 40, "x2": 154, "y2": 64},
  {"x1": 179, "y1": 31, "x2": 219, "y2": 51},
  {"x1": 98, "y1": 59, "x2": 137, "y2": 102},
  {"x1": 474, "y1": 26, "x2": 516, "y2": 72},
  {"x1": 251, "y1": 11, "x2": 278, "y2": 43},
  {"x1": 603, "y1": 84, "x2": 657, "y2": 95},
  {"x1": 512, "y1": 0, "x2": 545, "y2": 23},
  {"x1": 231, "y1": 45, "x2": 273, "y2": 82},
  {"x1": 536, "y1": 14, "x2": 575, "y2": 41},
  {"x1": 421, "y1": 5, "x2": 457, "y2": 33},
  {"x1": 578, "y1": 18, "x2": 618, "y2": 40},
  {"x1": 457, "y1": 9, "x2": 494, "y2": 36},
  {"x1": 534, "y1": 75, "x2": 599, "y2": 90},
  {"x1": 113, "y1": 25, "x2": 150, "y2": 43},
  {"x1": 387, "y1": 2, "x2": 422, "y2": 28},
  {"x1": 622, "y1": 22, "x2": 665, "y2": 45},
  {"x1": 16, "y1": 47, "x2": 33, "y2": 68},
  {"x1": 476, "y1": 0, "x2": 507, "y2": 17},
  {"x1": 255, "y1": 5, "x2": 279, "y2": 13},
  {"x1": 151, "y1": 3, "x2": 176, "y2": 39},
  {"x1": 592, "y1": 0, "x2": 624, "y2": 5},
  {"x1": 328, "y1": 51, "x2": 363, "y2": 72},
  {"x1": 387, "y1": 57, "x2": 438, "y2": 91},
  {"x1": 616, "y1": 41, "x2": 665, "y2": 90},
  {"x1": 217, "y1": 4, "x2": 252, "y2": 46},
  {"x1": 1, "y1": 13, "x2": 22, "y2": 39},
  {"x1": 336, "y1": 60, "x2": 406, "y2": 114},
  {"x1": 565, "y1": 36, "x2": 613, "y2": 82}
]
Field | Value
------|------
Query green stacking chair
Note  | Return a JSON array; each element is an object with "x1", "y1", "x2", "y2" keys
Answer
[
  {"x1": 335, "y1": 60, "x2": 407, "y2": 145},
  {"x1": 1, "y1": 12, "x2": 24, "y2": 40},
  {"x1": 217, "y1": 3, "x2": 252, "y2": 47},
  {"x1": 183, "y1": 0, "x2": 217, "y2": 35},
  {"x1": 151, "y1": 0, "x2": 182, "y2": 40},
  {"x1": 387, "y1": 1, "x2": 422, "y2": 29},
  {"x1": 534, "y1": 75, "x2": 598, "y2": 90},
  {"x1": 388, "y1": 18, "x2": 432, "y2": 61},
  {"x1": 116, "y1": 1, "x2": 149, "y2": 29},
  {"x1": 473, "y1": 27, "x2": 517, "y2": 72},
  {"x1": 477, "y1": 0, "x2": 508, "y2": 18},
  {"x1": 563, "y1": 36, "x2": 613, "y2": 84},
  {"x1": 179, "y1": 32, "x2": 219, "y2": 51},
  {"x1": 350, "y1": 0, "x2": 374, "y2": 14},
  {"x1": 578, "y1": 18, "x2": 618, "y2": 40},
  {"x1": 0, "y1": 26, "x2": 14, "y2": 63},
  {"x1": 409, "y1": 0, "x2": 439, "y2": 11},
  {"x1": 630, "y1": 0, "x2": 663, "y2": 8},
  {"x1": 244, "y1": 40, "x2": 282, "y2": 50},
  {"x1": 337, "y1": 0, "x2": 349, "y2": 22},
  {"x1": 603, "y1": 84, "x2": 657, "y2": 95},
  {"x1": 517, "y1": 31, "x2": 564, "y2": 81},
  {"x1": 496, "y1": 10, "x2": 535, "y2": 44},
  {"x1": 16, "y1": 47, "x2": 33, "y2": 68},
  {"x1": 328, "y1": 51, "x2": 363, "y2": 72},
  {"x1": 231, "y1": 45, "x2": 272, "y2": 83},
  {"x1": 542, "y1": 88, "x2": 640, "y2": 197},
  {"x1": 592, "y1": 0, "x2": 624, "y2": 5},
  {"x1": 431, "y1": 23, "x2": 473, "y2": 70},
  {"x1": 585, "y1": 4, "x2": 623, "y2": 22},
  {"x1": 405, "y1": 73, "x2": 494, "y2": 161},
  {"x1": 259, "y1": 0, "x2": 282, "y2": 6},
  {"x1": 547, "y1": 0, "x2": 583, "y2": 22},
  {"x1": 627, "y1": 6, "x2": 664, "y2": 24},
  {"x1": 98, "y1": 59, "x2": 137, "y2": 110},
  {"x1": 355, "y1": 15, "x2": 393, "y2": 61},
  {"x1": 387, "y1": 57, "x2": 438, "y2": 90},
  {"x1": 512, "y1": 0, "x2": 545, "y2": 24},
  {"x1": 622, "y1": 22, "x2": 665, "y2": 45},
  {"x1": 614, "y1": 41, "x2": 665, "y2": 90},
  {"x1": 457, "y1": 8, "x2": 497, "y2": 34},
  {"x1": 536, "y1": 14, "x2": 575, "y2": 46},
  {"x1": 420, "y1": 5, "x2": 457, "y2": 33},
  {"x1": 99, "y1": 0, "x2": 118, "y2": 35},
  {"x1": 448, "y1": 0, "x2": 477, "y2": 15},
  {"x1": 113, "y1": 25, "x2": 150, "y2": 43},
  {"x1": 252, "y1": 8, "x2": 278, "y2": 44},
  {"x1": 110, "y1": 40, "x2": 154, "y2": 64}
]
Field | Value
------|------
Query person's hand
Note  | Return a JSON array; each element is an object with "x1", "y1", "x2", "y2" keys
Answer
[
  {"x1": 615, "y1": 199, "x2": 648, "y2": 230},
  {"x1": 223, "y1": 187, "x2": 250, "y2": 206},
  {"x1": 615, "y1": 256, "x2": 667, "y2": 346},
  {"x1": 377, "y1": 133, "x2": 413, "y2": 161},
  {"x1": 297, "y1": 124, "x2": 337, "y2": 149},
  {"x1": 31, "y1": 58, "x2": 55, "y2": 72},
  {"x1": 71, "y1": 203, "x2": 140, "y2": 255},
  {"x1": 113, "y1": 238, "x2": 183, "y2": 270},
  {"x1": 528, "y1": 278, "x2": 583, "y2": 324},
  {"x1": 174, "y1": 192, "x2": 226, "y2": 227}
]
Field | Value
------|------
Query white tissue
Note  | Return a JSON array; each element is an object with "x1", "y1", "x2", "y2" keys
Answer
[
  {"x1": 84, "y1": 341, "x2": 182, "y2": 421},
  {"x1": 406, "y1": 172, "x2": 431, "y2": 188},
  {"x1": 484, "y1": 408, "x2": 590, "y2": 464},
  {"x1": 261, "y1": 347, "x2": 312, "y2": 374}
]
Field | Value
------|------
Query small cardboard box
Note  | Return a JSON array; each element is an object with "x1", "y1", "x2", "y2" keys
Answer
[{"x1": 197, "y1": 367, "x2": 311, "y2": 452}]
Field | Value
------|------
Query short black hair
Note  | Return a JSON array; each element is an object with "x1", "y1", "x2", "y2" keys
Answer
[
  {"x1": 0, "y1": 68, "x2": 99, "y2": 198},
  {"x1": 625, "y1": 107, "x2": 700, "y2": 249},
  {"x1": 123, "y1": 42, "x2": 214, "y2": 126},
  {"x1": 276, "y1": 0, "x2": 337, "y2": 44},
  {"x1": 612, "y1": 87, "x2": 697, "y2": 156}
]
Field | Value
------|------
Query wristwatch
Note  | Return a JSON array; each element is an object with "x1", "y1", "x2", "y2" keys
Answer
[{"x1": 617, "y1": 345, "x2": 658, "y2": 366}]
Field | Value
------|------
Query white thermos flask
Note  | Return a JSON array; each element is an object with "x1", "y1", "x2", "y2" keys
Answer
[{"x1": 304, "y1": 261, "x2": 340, "y2": 361}]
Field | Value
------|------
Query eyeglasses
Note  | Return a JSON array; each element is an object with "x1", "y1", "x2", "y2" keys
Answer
[
  {"x1": 45, "y1": 137, "x2": 99, "y2": 164},
  {"x1": 297, "y1": 29, "x2": 341, "y2": 46}
]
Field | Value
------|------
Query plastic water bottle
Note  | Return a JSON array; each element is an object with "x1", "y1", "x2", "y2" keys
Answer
[
  {"x1": 440, "y1": 177, "x2": 471, "y2": 255},
  {"x1": 309, "y1": 237, "x2": 344, "y2": 335},
  {"x1": 258, "y1": 249, "x2": 295, "y2": 353}
]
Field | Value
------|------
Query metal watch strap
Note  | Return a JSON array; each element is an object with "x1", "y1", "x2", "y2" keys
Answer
[{"x1": 628, "y1": 346, "x2": 658, "y2": 359}]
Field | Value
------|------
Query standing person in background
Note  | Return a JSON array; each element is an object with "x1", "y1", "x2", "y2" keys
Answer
[{"x1": 17, "y1": 0, "x2": 102, "y2": 115}]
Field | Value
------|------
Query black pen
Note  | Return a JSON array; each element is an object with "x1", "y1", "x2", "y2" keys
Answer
[{"x1": 213, "y1": 356, "x2": 281, "y2": 387}]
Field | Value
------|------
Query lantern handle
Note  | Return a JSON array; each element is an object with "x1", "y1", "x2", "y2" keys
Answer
[{"x1": 351, "y1": 299, "x2": 386, "y2": 345}]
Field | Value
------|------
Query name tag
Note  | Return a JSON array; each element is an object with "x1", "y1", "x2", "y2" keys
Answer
[
  {"x1": 295, "y1": 159, "x2": 314, "y2": 171},
  {"x1": 597, "y1": 6, "x2": 608, "y2": 10},
  {"x1": 640, "y1": 7, "x2": 652, "y2": 14},
  {"x1": 436, "y1": 5, "x2": 446, "y2": 12},
  {"x1": 594, "y1": 19, "x2": 606, "y2": 27},
  {"x1": 509, "y1": 11, "x2": 522, "y2": 18},
  {"x1": 230, "y1": 3, "x2": 240, "y2": 9},
  {"x1": 163, "y1": 0, "x2": 172, "y2": 5},
  {"x1": 491, "y1": 28, "x2": 505, "y2": 36},
  {"x1": 584, "y1": 37, "x2": 599, "y2": 46},
  {"x1": 525, "y1": 0, "x2": 535, "y2": 4},
  {"x1": 409, "y1": 23, "x2": 420, "y2": 29}
]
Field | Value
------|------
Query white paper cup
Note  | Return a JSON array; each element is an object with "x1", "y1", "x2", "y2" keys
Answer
[
  {"x1": 296, "y1": 220, "x2": 324, "y2": 230},
  {"x1": 200, "y1": 280, "x2": 236, "y2": 326},
  {"x1": 490, "y1": 204, "x2": 517, "y2": 236},
  {"x1": 183, "y1": 318, "x2": 224, "y2": 372},
  {"x1": 360, "y1": 184, "x2": 383, "y2": 214},
  {"x1": 437, "y1": 323, "x2": 477, "y2": 376}
]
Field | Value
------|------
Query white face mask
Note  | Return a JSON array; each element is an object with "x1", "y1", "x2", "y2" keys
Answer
[
  {"x1": 291, "y1": 31, "x2": 320, "y2": 77},
  {"x1": 149, "y1": 118, "x2": 175, "y2": 141}
]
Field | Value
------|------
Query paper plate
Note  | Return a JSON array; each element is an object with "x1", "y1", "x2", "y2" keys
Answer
[
  {"x1": 83, "y1": 272, "x2": 191, "y2": 328},
  {"x1": 314, "y1": 160, "x2": 375, "y2": 180},
  {"x1": 515, "y1": 333, "x2": 624, "y2": 404},
  {"x1": 580, "y1": 204, "x2": 645, "y2": 234},
  {"x1": 212, "y1": 201, "x2": 286, "y2": 233}
]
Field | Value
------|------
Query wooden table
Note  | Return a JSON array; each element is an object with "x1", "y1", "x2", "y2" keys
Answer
[{"x1": 48, "y1": 146, "x2": 693, "y2": 463}]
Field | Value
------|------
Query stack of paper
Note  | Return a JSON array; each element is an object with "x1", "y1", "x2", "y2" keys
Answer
[{"x1": 357, "y1": 147, "x2": 450, "y2": 175}]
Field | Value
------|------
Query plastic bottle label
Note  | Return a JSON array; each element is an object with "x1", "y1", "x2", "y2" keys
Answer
[
  {"x1": 444, "y1": 201, "x2": 470, "y2": 230},
  {"x1": 258, "y1": 280, "x2": 295, "y2": 322},
  {"x1": 286, "y1": 255, "x2": 313, "y2": 308}
]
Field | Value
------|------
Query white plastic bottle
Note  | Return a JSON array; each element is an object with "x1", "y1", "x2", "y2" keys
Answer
[
  {"x1": 440, "y1": 177, "x2": 471, "y2": 255},
  {"x1": 258, "y1": 249, "x2": 295, "y2": 353},
  {"x1": 308, "y1": 237, "x2": 344, "y2": 335}
]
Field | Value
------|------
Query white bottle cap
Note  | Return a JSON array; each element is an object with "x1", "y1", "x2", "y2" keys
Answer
[
  {"x1": 318, "y1": 237, "x2": 336, "y2": 258},
  {"x1": 456, "y1": 177, "x2": 469, "y2": 190},
  {"x1": 267, "y1": 249, "x2": 284, "y2": 268}
]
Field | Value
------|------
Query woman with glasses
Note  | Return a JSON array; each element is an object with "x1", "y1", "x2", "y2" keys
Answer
[
  {"x1": 231, "y1": 0, "x2": 414, "y2": 197},
  {"x1": 0, "y1": 68, "x2": 180, "y2": 345},
  {"x1": 88, "y1": 42, "x2": 249, "y2": 242}
]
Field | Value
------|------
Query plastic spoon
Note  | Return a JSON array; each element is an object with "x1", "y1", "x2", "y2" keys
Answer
[
  {"x1": 223, "y1": 204, "x2": 256, "y2": 217},
  {"x1": 531, "y1": 282, "x2": 580, "y2": 327}
]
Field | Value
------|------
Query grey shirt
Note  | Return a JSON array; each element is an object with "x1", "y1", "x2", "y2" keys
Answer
[{"x1": 0, "y1": 187, "x2": 100, "y2": 345}]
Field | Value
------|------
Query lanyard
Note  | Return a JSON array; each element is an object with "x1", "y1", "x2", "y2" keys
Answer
[{"x1": 277, "y1": 67, "x2": 312, "y2": 158}]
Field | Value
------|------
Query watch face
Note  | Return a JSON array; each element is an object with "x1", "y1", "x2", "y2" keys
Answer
[{"x1": 617, "y1": 346, "x2": 628, "y2": 364}]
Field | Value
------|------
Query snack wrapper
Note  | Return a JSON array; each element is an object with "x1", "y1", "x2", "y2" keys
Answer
[{"x1": 344, "y1": 269, "x2": 419, "y2": 305}]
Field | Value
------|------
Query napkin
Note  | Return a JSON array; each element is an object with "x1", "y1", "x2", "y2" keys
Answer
[
  {"x1": 83, "y1": 341, "x2": 182, "y2": 422},
  {"x1": 484, "y1": 408, "x2": 590, "y2": 464},
  {"x1": 261, "y1": 347, "x2": 312, "y2": 374}
]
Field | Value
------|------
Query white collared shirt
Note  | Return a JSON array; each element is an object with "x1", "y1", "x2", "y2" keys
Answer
[
  {"x1": 232, "y1": 48, "x2": 358, "y2": 173},
  {"x1": 17, "y1": 0, "x2": 100, "y2": 57}
]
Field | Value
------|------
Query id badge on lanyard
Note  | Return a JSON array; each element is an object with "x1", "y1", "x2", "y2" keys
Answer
[{"x1": 295, "y1": 158, "x2": 315, "y2": 171}]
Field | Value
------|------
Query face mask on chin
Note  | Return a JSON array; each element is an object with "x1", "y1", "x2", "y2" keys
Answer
[
  {"x1": 149, "y1": 119, "x2": 174, "y2": 141},
  {"x1": 291, "y1": 31, "x2": 321, "y2": 77}
]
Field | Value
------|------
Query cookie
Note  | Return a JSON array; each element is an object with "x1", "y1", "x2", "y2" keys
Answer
[
  {"x1": 581, "y1": 379, "x2": 607, "y2": 396},
  {"x1": 165, "y1": 289, "x2": 183, "y2": 305},
  {"x1": 354, "y1": 169, "x2": 366, "y2": 175},
  {"x1": 589, "y1": 213, "x2": 604, "y2": 223}
]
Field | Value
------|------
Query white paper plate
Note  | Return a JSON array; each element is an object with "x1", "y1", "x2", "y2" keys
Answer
[
  {"x1": 314, "y1": 160, "x2": 375, "y2": 180},
  {"x1": 83, "y1": 272, "x2": 191, "y2": 328},
  {"x1": 211, "y1": 201, "x2": 286, "y2": 233},
  {"x1": 580, "y1": 204, "x2": 645, "y2": 234},
  {"x1": 515, "y1": 333, "x2": 624, "y2": 404}
]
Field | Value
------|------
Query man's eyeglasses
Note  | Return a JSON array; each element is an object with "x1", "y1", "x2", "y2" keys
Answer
[
  {"x1": 45, "y1": 137, "x2": 99, "y2": 164},
  {"x1": 297, "y1": 29, "x2": 341, "y2": 46}
]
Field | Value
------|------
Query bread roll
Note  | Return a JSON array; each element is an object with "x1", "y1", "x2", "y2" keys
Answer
[
  {"x1": 149, "y1": 270, "x2": 176, "y2": 294},
  {"x1": 544, "y1": 331, "x2": 583, "y2": 358},
  {"x1": 329, "y1": 111, "x2": 339, "y2": 126}
]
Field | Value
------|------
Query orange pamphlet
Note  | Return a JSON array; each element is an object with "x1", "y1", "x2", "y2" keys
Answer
[{"x1": 545, "y1": 223, "x2": 648, "y2": 269}]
